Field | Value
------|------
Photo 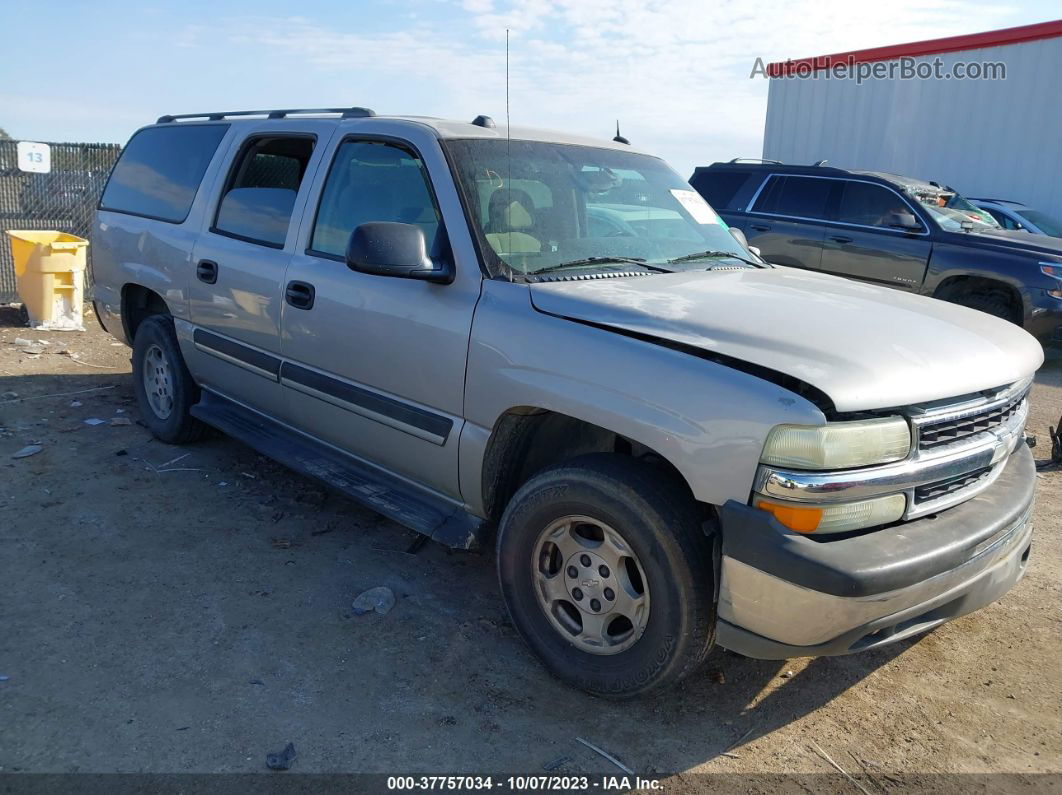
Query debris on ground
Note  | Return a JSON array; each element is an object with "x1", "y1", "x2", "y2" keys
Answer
[
  {"x1": 352, "y1": 586, "x2": 396, "y2": 616},
  {"x1": 83, "y1": 418, "x2": 106, "y2": 426},
  {"x1": 11, "y1": 445, "x2": 43, "y2": 459},
  {"x1": 781, "y1": 670, "x2": 795, "y2": 679},
  {"x1": 575, "y1": 737, "x2": 634, "y2": 776},
  {"x1": 13, "y1": 339, "x2": 45, "y2": 354},
  {"x1": 109, "y1": 417, "x2": 132, "y2": 426},
  {"x1": 70, "y1": 400, "x2": 82, "y2": 407},
  {"x1": 266, "y1": 742, "x2": 297, "y2": 771},
  {"x1": 710, "y1": 670, "x2": 726, "y2": 684},
  {"x1": 809, "y1": 739, "x2": 872, "y2": 795}
]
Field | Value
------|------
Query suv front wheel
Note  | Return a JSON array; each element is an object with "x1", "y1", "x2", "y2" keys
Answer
[
  {"x1": 496, "y1": 454, "x2": 716, "y2": 698},
  {"x1": 131, "y1": 314, "x2": 207, "y2": 444}
]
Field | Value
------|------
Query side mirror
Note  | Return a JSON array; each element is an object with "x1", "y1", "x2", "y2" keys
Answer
[
  {"x1": 888, "y1": 211, "x2": 922, "y2": 231},
  {"x1": 345, "y1": 222, "x2": 453, "y2": 283}
]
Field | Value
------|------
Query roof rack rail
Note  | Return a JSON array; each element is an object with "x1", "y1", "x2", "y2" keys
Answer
[
  {"x1": 727, "y1": 157, "x2": 782, "y2": 164},
  {"x1": 969, "y1": 197, "x2": 1017, "y2": 204},
  {"x1": 156, "y1": 107, "x2": 376, "y2": 124}
]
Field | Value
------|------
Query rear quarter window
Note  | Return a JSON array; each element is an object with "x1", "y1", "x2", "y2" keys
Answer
[
  {"x1": 100, "y1": 124, "x2": 229, "y2": 223},
  {"x1": 689, "y1": 170, "x2": 750, "y2": 210}
]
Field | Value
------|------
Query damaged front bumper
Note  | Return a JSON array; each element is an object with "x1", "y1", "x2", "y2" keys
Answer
[{"x1": 715, "y1": 443, "x2": 1035, "y2": 659}]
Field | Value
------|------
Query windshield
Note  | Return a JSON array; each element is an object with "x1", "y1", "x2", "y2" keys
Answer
[
  {"x1": 1017, "y1": 208, "x2": 1062, "y2": 237},
  {"x1": 444, "y1": 139, "x2": 755, "y2": 276},
  {"x1": 908, "y1": 187, "x2": 1000, "y2": 231}
]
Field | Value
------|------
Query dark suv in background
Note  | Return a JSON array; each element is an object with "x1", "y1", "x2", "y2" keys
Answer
[{"x1": 691, "y1": 161, "x2": 1062, "y2": 343}]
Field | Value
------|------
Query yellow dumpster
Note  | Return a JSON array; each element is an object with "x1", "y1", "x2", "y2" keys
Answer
[{"x1": 6, "y1": 230, "x2": 88, "y2": 331}]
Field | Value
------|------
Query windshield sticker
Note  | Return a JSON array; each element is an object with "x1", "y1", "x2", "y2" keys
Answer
[{"x1": 670, "y1": 189, "x2": 722, "y2": 225}]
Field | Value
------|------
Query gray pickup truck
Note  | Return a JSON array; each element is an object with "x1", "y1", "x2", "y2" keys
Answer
[{"x1": 92, "y1": 108, "x2": 1042, "y2": 697}]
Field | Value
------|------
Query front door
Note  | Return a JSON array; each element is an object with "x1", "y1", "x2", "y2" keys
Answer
[
  {"x1": 186, "y1": 123, "x2": 334, "y2": 419},
  {"x1": 818, "y1": 180, "x2": 932, "y2": 291},
  {"x1": 281, "y1": 133, "x2": 482, "y2": 499}
]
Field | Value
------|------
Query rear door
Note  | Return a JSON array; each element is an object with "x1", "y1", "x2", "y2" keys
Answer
[
  {"x1": 818, "y1": 180, "x2": 931, "y2": 291},
  {"x1": 186, "y1": 123, "x2": 334, "y2": 419},
  {"x1": 742, "y1": 175, "x2": 835, "y2": 271}
]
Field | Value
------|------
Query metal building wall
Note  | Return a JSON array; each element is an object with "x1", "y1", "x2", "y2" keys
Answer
[{"x1": 762, "y1": 36, "x2": 1062, "y2": 219}]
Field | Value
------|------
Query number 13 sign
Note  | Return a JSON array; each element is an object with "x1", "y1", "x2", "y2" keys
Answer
[{"x1": 17, "y1": 141, "x2": 51, "y2": 174}]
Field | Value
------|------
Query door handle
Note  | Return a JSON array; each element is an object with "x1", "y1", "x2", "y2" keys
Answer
[
  {"x1": 829, "y1": 235, "x2": 853, "y2": 244},
  {"x1": 285, "y1": 280, "x2": 315, "y2": 310},
  {"x1": 750, "y1": 224, "x2": 771, "y2": 232},
  {"x1": 196, "y1": 259, "x2": 218, "y2": 284}
]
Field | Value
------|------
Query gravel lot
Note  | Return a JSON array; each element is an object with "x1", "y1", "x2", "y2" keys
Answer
[{"x1": 1, "y1": 306, "x2": 1060, "y2": 788}]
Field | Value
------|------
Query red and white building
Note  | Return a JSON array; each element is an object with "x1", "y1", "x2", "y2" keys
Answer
[{"x1": 762, "y1": 20, "x2": 1062, "y2": 219}]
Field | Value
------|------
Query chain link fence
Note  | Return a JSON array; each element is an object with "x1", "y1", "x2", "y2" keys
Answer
[{"x1": 0, "y1": 140, "x2": 122, "y2": 302}]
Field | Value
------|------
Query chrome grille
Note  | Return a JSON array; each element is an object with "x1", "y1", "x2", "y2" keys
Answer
[{"x1": 917, "y1": 390, "x2": 1027, "y2": 451}]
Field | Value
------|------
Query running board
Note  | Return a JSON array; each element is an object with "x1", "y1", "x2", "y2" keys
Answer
[{"x1": 191, "y1": 391, "x2": 486, "y2": 550}]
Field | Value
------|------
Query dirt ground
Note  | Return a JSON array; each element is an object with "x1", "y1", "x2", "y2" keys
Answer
[{"x1": 1, "y1": 305, "x2": 1060, "y2": 789}]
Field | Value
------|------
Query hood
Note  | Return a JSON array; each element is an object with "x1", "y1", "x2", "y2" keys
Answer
[
  {"x1": 529, "y1": 268, "x2": 1043, "y2": 413},
  {"x1": 947, "y1": 227, "x2": 1062, "y2": 258}
]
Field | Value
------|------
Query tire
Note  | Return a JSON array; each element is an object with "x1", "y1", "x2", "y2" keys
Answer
[
  {"x1": 948, "y1": 291, "x2": 1020, "y2": 324},
  {"x1": 496, "y1": 453, "x2": 716, "y2": 698},
  {"x1": 131, "y1": 314, "x2": 208, "y2": 444}
]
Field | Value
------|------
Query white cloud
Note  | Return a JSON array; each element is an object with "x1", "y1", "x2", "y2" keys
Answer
[{"x1": 226, "y1": 0, "x2": 1014, "y2": 174}]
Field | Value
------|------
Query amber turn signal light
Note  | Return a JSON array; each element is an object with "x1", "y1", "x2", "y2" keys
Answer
[{"x1": 754, "y1": 499, "x2": 823, "y2": 534}]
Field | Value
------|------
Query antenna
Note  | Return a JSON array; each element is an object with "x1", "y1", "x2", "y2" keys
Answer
[
  {"x1": 506, "y1": 27, "x2": 513, "y2": 279},
  {"x1": 613, "y1": 120, "x2": 629, "y2": 145}
]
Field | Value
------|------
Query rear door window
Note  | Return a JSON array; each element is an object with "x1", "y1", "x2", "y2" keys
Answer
[
  {"x1": 753, "y1": 175, "x2": 833, "y2": 220},
  {"x1": 212, "y1": 136, "x2": 316, "y2": 248},
  {"x1": 100, "y1": 124, "x2": 228, "y2": 223}
]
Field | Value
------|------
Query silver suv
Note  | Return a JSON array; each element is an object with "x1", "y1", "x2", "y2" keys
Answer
[{"x1": 92, "y1": 107, "x2": 1042, "y2": 697}]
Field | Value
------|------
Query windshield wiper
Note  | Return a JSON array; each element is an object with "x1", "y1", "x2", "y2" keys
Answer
[
  {"x1": 527, "y1": 257, "x2": 672, "y2": 276},
  {"x1": 666, "y1": 250, "x2": 762, "y2": 267}
]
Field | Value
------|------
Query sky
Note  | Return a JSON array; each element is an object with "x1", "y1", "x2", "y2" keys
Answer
[{"x1": 2, "y1": 0, "x2": 1059, "y2": 176}]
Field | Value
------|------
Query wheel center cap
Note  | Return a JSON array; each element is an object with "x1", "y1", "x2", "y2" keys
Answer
[{"x1": 563, "y1": 551, "x2": 618, "y2": 615}]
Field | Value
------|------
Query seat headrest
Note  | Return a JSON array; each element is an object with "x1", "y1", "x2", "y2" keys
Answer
[{"x1": 488, "y1": 187, "x2": 535, "y2": 232}]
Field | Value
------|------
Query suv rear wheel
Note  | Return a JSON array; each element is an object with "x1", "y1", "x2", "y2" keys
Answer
[
  {"x1": 496, "y1": 454, "x2": 716, "y2": 698},
  {"x1": 131, "y1": 315, "x2": 207, "y2": 444}
]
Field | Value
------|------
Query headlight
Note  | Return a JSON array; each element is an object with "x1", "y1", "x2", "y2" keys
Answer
[
  {"x1": 760, "y1": 416, "x2": 911, "y2": 470},
  {"x1": 754, "y1": 493, "x2": 907, "y2": 535},
  {"x1": 1041, "y1": 263, "x2": 1062, "y2": 298}
]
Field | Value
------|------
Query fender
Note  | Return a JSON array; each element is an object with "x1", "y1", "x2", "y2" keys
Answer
[{"x1": 460, "y1": 280, "x2": 825, "y2": 513}]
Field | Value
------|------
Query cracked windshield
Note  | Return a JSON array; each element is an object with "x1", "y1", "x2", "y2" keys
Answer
[{"x1": 445, "y1": 139, "x2": 756, "y2": 276}]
